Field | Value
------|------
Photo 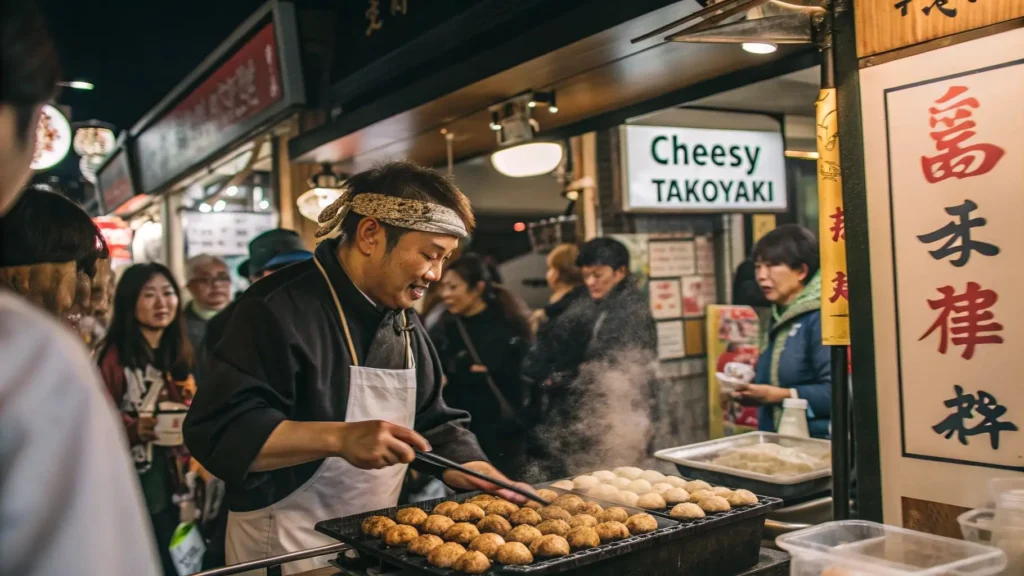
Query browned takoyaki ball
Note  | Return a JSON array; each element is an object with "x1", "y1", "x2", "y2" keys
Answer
[
  {"x1": 552, "y1": 494, "x2": 586, "y2": 514},
  {"x1": 396, "y1": 507, "x2": 429, "y2": 528},
  {"x1": 505, "y1": 524, "x2": 543, "y2": 546},
  {"x1": 361, "y1": 516, "x2": 396, "y2": 538},
  {"x1": 568, "y1": 514, "x2": 598, "y2": 529},
  {"x1": 698, "y1": 495, "x2": 731, "y2": 513},
  {"x1": 476, "y1": 514, "x2": 512, "y2": 537},
  {"x1": 384, "y1": 524, "x2": 419, "y2": 547},
  {"x1": 509, "y1": 508, "x2": 542, "y2": 526},
  {"x1": 496, "y1": 541, "x2": 534, "y2": 565},
  {"x1": 423, "y1": 514, "x2": 455, "y2": 536},
  {"x1": 726, "y1": 489, "x2": 758, "y2": 507},
  {"x1": 407, "y1": 534, "x2": 444, "y2": 556},
  {"x1": 536, "y1": 489, "x2": 559, "y2": 502},
  {"x1": 468, "y1": 533, "x2": 505, "y2": 560},
  {"x1": 444, "y1": 522, "x2": 481, "y2": 546},
  {"x1": 536, "y1": 519, "x2": 571, "y2": 538},
  {"x1": 467, "y1": 494, "x2": 498, "y2": 506},
  {"x1": 529, "y1": 534, "x2": 571, "y2": 558},
  {"x1": 538, "y1": 506, "x2": 571, "y2": 522},
  {"x1": 432, "y1": 501, "x2": 460, "y2": 517},
  {"x1": 595, "y1": 521, "x2": 630, "y2": 543},
  {"x1": 427, "y1": 542, "x2": 467, "y2": 568},
  {"x1": 597, "y1": 507, "x2": 629, "y2": 524},
  {"x1": 566, "y1": 526, "x2": 601, "y2": 550},
  {"x1": 484, "y1": 499, "x2": 520, "y2": 519},
  {"x1": 454, "y1": 550, "x2": 491, "y2": 574},
  {"x1": 625, "y1": 513, "x2": 658, "y2": 535},
  {"x1": 579, "y1": 502, "x2": 604, "y2": 516},
  {"x1": 451, "y1": 503, "x2": 487, "y2": 523}
]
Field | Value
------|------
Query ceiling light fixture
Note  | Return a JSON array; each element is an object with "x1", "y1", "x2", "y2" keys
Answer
[
  {"x1": 488, "y1": 91, "x2": 563, "y2": 178},
  {"x1": 742, "y1": 42, "x2": 778, "y2": 54},
  {"x1": 297, "y1": 163, "x2": 347, "y2": 222},
  {"x1": 59, "y1": 80, "x2": 95, "y2": 91}
]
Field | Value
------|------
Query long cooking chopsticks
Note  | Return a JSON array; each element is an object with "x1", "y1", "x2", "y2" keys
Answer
[{"x1": 414, "y1": 450, "x2": 550, "y2": 507}]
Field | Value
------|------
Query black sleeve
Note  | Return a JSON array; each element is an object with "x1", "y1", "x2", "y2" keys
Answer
[{"x1": 183, "y1": 298, "x2": 299, "y2": 486}]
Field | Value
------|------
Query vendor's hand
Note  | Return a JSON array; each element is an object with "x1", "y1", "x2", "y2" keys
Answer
[
  {"x1": 137, "y1": 415, "x2": 157, "y2": 442},
  {"x1": 442, "y1": 461, "x2": 534, "y2": 505},
  {"x1": 731, "y1": 383, "x2": 791, "y2": 406},
  {"x1": 336, "y1": 420, "x2": 430, "y2": 469}
]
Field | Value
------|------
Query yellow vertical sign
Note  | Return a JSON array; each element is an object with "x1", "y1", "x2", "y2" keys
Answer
[
  {"x1": 751, "y1": 214, "x2": 777, "y2": 245},
  {"x1": 816, "y1": 88, "x2": 850, "y2": 346}
]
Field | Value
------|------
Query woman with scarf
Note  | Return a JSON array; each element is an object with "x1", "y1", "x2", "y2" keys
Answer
[
  {"x1": 732, "y1": 224, "x2": 832, "y2": 438},
  {"x1": 97, "y1": 263, "x2": 195, "y2": 575}
]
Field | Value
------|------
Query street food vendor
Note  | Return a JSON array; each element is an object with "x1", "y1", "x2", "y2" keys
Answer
[{"x1": 184, "y1": 161, "x2": 527, "y2": 574}]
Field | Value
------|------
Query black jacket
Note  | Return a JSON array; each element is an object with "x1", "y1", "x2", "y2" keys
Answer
[{"x1": 183, "y1": 238, "x2": 486, "y2": 512}]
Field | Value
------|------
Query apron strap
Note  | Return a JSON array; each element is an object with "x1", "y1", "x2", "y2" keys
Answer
[{"x1": 314, "y1": 257, "x2": 360, "y2": 366}]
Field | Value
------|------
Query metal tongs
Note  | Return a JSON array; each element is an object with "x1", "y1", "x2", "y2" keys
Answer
[{"x1": 414, "y1": 450, "x2": 551, "y2": 507}]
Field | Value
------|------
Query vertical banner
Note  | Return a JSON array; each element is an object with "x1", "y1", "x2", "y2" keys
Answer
[
  {"x1": 816, "y1": 88, "x2": 851, "y2": 346},
  {"x1": 706, "y1": 305, "x2": 761, "y2": 438}
]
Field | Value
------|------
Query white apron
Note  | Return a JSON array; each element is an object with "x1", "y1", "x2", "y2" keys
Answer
[{"x1": 225, "y1": 258, "x2": 417, "y2": 575}]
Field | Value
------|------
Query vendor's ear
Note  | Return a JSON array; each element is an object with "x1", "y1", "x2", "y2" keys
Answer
[
  {"x1": 354, "y1": 216, "x2": 386, "y2": 256},
  {"x1": 795, "y1": 263, "x2": 809, "y2": 283}
]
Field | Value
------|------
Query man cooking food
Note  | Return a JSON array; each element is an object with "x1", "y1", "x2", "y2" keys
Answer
[{"x1": 184, "y1": 161, "x2": 529, "y2": 574}]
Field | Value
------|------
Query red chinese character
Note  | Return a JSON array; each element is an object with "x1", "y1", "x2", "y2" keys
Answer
[
  {"x1": 829, "y1": 207, "x2": 845, "y2": 242},
  {"x1": 919, "y1": 282, "x2": 1003, "y2": 360},
  {"x1": 829, "y1": 271, "x2": 849, "y2": 304},
  {"x1": 921, "y1": 86, "x2": 1005, "y2": 183}
]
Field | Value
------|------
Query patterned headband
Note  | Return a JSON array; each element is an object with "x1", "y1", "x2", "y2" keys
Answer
[{"x1": 315, "y1": 192, "x2": 469, "y2": 240}]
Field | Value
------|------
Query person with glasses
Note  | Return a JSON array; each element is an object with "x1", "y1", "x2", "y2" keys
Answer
[{"x1": 183, "y1": 254, "x2": 232, "y2": 356}]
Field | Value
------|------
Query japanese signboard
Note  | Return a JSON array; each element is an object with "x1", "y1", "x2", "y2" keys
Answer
[
  {"x1": 854, "y1": 0, "x2": 1024, "y2": 57},
  {"x1": 184, "y1": 212, "x2": 275, "y2": 258},
  {"x1": 649, "y1": 240, "x2": 696, "y2": 277},
  {"x1": 817, "y1": 88, "x2": 850, "y2": 346},
  {"x1": 650, "y1": 278, "x2": 683, "y2": 320},
  {"x1": 621, "y1": 125, "x2": 788, "y2": 212},
  {"x1": 135, "y1": 23, "x2": 283, "y2": 194},
  {"x1": 96, "y1": 147, "x2": 136, "y2": 214},
  {"x1": 859, "y1": 27, "x2": 1024, "y2": 520}
]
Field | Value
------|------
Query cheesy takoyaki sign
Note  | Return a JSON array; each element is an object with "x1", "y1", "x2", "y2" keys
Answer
[{"x1": 620, "y1": 125, "x2": 788, "y2": 213}]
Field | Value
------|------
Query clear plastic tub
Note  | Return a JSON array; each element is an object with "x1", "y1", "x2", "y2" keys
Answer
[
  {"x1": 776, "y1": 520, "x2": 1007, "y2": 575},
  {"x1": 959, "y1": 508, "x2": 1024, "y2": 575}
]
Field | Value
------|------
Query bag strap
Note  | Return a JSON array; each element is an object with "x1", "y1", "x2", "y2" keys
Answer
[{"x1": 453, "y1": 317, "x2": 523, "y2": 425}]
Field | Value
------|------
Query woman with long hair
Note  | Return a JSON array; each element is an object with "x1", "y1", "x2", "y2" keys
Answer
[
  {"x1": 430, "y1": 253, "x2": 532, "y2": 476},
  {"x1": 97, "y1": 263, "x2": 195, "y2": 575}
]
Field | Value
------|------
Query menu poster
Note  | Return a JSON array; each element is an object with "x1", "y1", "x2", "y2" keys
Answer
[
  {"x1": 656, "y1": 320, "x2": 686, "y2": 361},
  {"x1": 695, "y1": 235, "x2": 715, "y2": 274},
  {"x1": 702, "y1": 274, "x2": 718, "y2": 307},
  {"x1": 649, "y1": 240, "x2": 696, "y2": 278},
  {"x1": 682, "y1": 276, "x2": 705, "y2": 317},
  {"x1": 185, "y1": 212, "x2": 275, "y2": 257},
  {"x1": 706, "y1": 305, "x2": 761, "y2": 438},
  {"x1": 649, "y1": 278, "x2": 682, "y2": 320}
]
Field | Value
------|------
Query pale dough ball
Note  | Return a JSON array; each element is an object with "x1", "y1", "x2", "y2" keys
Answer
[
  {"x1": 727, "y1": 489, "x2": 759, "y2": 507},
  {"x1": 613, "y1": 466, "x2": 643, "y2": 480},
  {"x1": 639, "y1": 470, "x2": 665, "y2": 483},
  {"x1": 684, "y1": 480, "x2": 712, "y2": 493},
  {"x1": 670, "y1": 503, "x2": 706, "y2": 520},
  {"x1": 698, "y1": 495, "x2": 731, "y2": 513},
  {"x1": 615, "y1": 491, "x2": 639, "y2": 507},
  {"x1": 636, "y1": 492, "x2": 667, "y2": 510},
  {"x1": 572, "y1": 475, "x2": 601, "y2": 490},
  {"x1": 663, "y1": 476, "x2": 688, "y2": 488},
  {"x1": 689, "y1": 489, "x2": 712, "y2": 503},
  {"x1": 624, "y1": 479, "x2": 652, "y2": 494},
  {"x1": 605, "y1": 477, "x2": 630, "y2": 489},
  {"x1": 592, "y1": 470, "x2": 618, "y2": 481},
  {"x1": 663, "y1": 487, "x2": 691, "y2": 504},
  {"x1": 550, "y1": 480, "x2": 575, "y2": 491},
  {"x1": 650, "y1": 482, "x2": 673, "y2": 494},
  {"x1": 712, "y1": 487, "x2": 734, "y2": 498},
  {"x1": 587, "y1": 484, "x2": 620, "y2": 500}
]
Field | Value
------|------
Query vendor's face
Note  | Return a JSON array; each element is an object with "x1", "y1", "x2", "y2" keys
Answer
[
  {"x1": 582, "y1": 264, "x2": 626, "y2": 301},
  {"x1": 136, "y1": 273, "x2": 179, "y2": 329},
  {"x1": 755, "y1": 260, "x2": 807, "y2": 306},
  {"x1": 440, "y1": 270, "x2": 483, "y2": 316},
  {"x1": 373, "y1": 230, "x2": 458, "y2": 310}
]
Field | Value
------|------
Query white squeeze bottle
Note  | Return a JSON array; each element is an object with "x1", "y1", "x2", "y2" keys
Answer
[{"x1": 777, "y1": 398, "x2": 810, "y2": 438}]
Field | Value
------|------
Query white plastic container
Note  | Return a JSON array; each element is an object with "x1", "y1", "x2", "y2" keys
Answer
[
  {"x1": 777, "y1": 520, "x2": 1006, "y2": 575},
  {"x1": 959, "y1": 508, "x2": 1024, "y2": 575},
  {"x1": 777, "y1": 398, "x2": 810, "y2": 438},
  {"x1": 153, "y1": 401, "x2": 188, "y2": 447}
]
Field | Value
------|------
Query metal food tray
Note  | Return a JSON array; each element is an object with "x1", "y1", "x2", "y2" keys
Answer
[
  {"x1": 316, "y1": 489, "x2": 780, "y2": 576},
  {"x1": 655, "y1": 431, "x2": 833, "y2": 501}
]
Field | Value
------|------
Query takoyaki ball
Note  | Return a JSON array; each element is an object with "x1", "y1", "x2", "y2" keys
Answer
[
  {"x1": 595, "y1": 521, "x2": 630, "y2": 544},
  {"x1": 566, "y1": 526, "x2": 601, "y2": 550},
  {"x1": 396, "y1": 507, "x2": 429, "y2": 528},
  {"x1": 663, "y1": 475, "x2": 688, "y2": 488},
  {"x1": 551, "y1": 479, "x2": 575, "y2": 490},
  {"x1": 587, "y1": 484, "x2": 619, "y2": 501},
  {"x1": 361, "y1": 516, "x2": 396, "y2": 538},
  {"x1": 651, "y1": 482, "x2": 673, "y2": 494},
  {"x1": 536, "y1": 519, "x2": 571, "y2": 538},
  {"x1": 684, "y1": 480, "x2": 712, "y2": 493},
  {"x1": 698, "y1": 495, "x2": 732, "y2": 513},
  {"x1": 614, "y1": 466, "x2": 643, "y2": 480},
  {"x1": 625, "y1": 513, "x2": 658, "y2": 535},
  {"x1": 384, "y1": 524, "x2": 419, "y2": 547},
  {"x1": 592, "y1": 470, "x2": 618, "y2": 481},
  {"x1": 537, "y1": 489, "x2": 559, "y2": 502},
  {"x1": 688, "y1": 489, "x2": 713, "y2": 503},
  {"x1": 624, "y1": 479, "x2": 652, "y2": 494},
  {"x1": 553, "y1": 494, "x2": 586, "y2": 514},
  {"x1": 538, "y1": 505, "x2": 571, "y2": 522},
  {"x1": 712, "y1": 487, "x2": 735, "y2": 499},
  {"x1": 614, "y1": 491, "x2": 639, "y2": 507},
  {"x1": 454, "y1": 550, "x2": 491, "y2": 574},
  {"x1": 451, "y1": 503, "x2": 486, "y2": 523},
  {"x1": 639, "y1": 470, "x2": 665, "y2": 483},
  {"x1": 605, "y1": 477, "x2": 631, "y2": 489},
  {"x1": 572, "y1": 475, "x2": 601, "y2": 491},
  {"x1": 669, "y1": 503, "x2": 706, "y2": 520},
  {"x1": 636, "y1": 492, "x2": 667, "y2": 510},
  {"x1": 407, "y1": 534, "x2": 444, "y2": 557},
  {"x1": 468, "y1": 533, "x2": 506, "y2": 560},
  {"x1": 496, "y1": 542, "x2": 534, "y2": 566},
  {"x1": 727, "y1": 489, "x2": 759, "y2": 507},
  {"x1": 505, "y1": 524, "x2": 543, "y2": 546},
  {"x1": 467, "y1": 494, "x2": 497, "y2": 506},
  {"x1": 427, "y1": 542, "x2": 467, "y2": 569},
  {"x1": 580, "y1": 501, "x2": 604, "y2": 516},
  {"x1": 663, "y1": 488, "x2": 691, "y2": 505},
  {"x1": 423, "y1": 514, "x2": 456, "y2": 536},
  {"x1": 509, "y1": 508, "x2": 542, "y2": 526},
  {"x1": 444, "y1": 523, "x2": 481, "y2": 546},
  {"x1": 476, "y1": 514, "x2": 512, "y2": 537},
  {"x1": 432, "y1": 501, "x2": 460, "y2": 517},
  {"x1": 597, "y1": 507, "x2": 629, "y2": 523},
  {"x1": 568, "y1": 514, "x2": 598, "y2": 529},
  {"x1": 529, "y1": 534, "x2": 571, "y2": 558}
]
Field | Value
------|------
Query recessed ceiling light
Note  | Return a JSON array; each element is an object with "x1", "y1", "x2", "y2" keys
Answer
[{"x1": 742, "y1": 42, "x2": 778, "y2": 55}]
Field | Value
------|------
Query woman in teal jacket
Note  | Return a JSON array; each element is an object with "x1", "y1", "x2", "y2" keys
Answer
[{"x1": 733, "y1": 225, "x2": 832, "y2": 438}]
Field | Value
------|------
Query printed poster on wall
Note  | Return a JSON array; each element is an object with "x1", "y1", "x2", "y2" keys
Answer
[
  {"x1": 706, "y1": 305, "x2": 761, "y2": 439},
  {"x1": 694, "y1": 235, "x2": 715, "y2": 274},
  {"x1": 860, "y1": 27, "x2": 1024, "y2": 520},
  {"x1": 649, "y1": 278, "x2": 682, "y2": 320},
  {"x1": 656, "y1": 320, "x2": 686, "y2": 361},
  {"x1": 185, "y1": 212, "x2": 275, "y2": 257},
  {"x1": 682, "y1": 276, "x2": 705, "y2": 317},
  {"x1": 648, "y1": 240, "x2": 696, "y2": 278}
]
